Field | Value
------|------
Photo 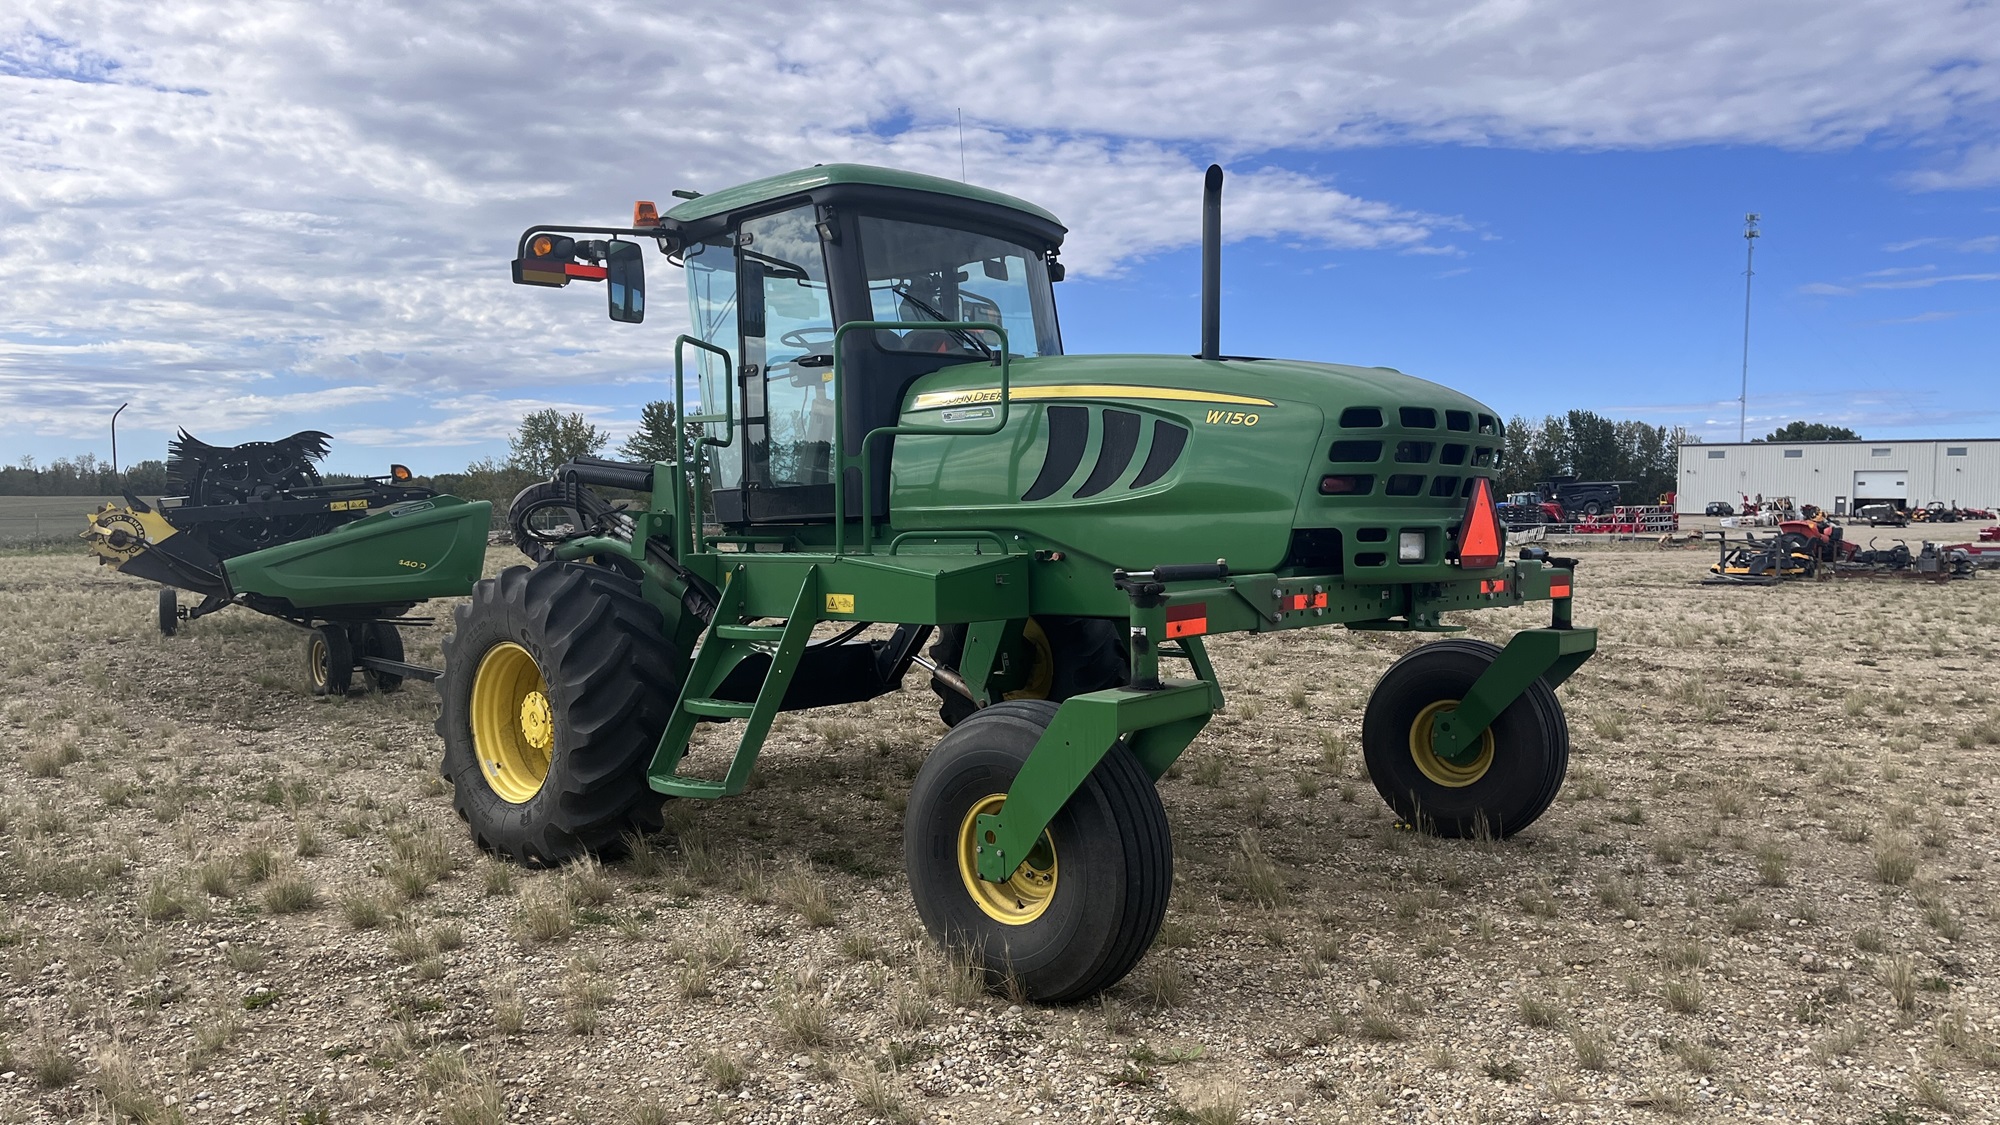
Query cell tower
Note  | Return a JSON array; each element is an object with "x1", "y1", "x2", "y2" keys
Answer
[{"x1": 1739, "y1": 213, "x2": 1759, "y2": 443}]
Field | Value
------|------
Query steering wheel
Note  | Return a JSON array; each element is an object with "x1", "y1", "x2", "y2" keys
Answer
[
  {"x1": 767, "y1": 326, "x2": 836, "y2": 387},
  {"x1": 780, "y1": 327, "x2": 835, "y2": 351}
]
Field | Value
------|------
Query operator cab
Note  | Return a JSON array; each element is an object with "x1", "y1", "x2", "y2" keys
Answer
[{"x1": 668, "y1": 166, "x2": 1068, "y2": 525}]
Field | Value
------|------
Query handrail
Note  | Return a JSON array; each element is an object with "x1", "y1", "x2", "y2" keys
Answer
[
  {"x1": 886, "y1": 530, "x2": 1013, "y2": 556},
  {"x1": 673, "y1": 334, "x2": 735, "y2": 560},
  {"x1": 830, "y1": 320, "x2": 1011, "y2": 555}
]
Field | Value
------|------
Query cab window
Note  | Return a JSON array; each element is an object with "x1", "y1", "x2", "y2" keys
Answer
[{"x1": 858, "y1": 217, "x2": 1061, "y2": 359}]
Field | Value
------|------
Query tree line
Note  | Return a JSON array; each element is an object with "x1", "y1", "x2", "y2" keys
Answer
[
  {"x1": 0, "y1": 454, "x2": 170, "y2": 497},
  {"x1": 1498, "y1": 411, "x2": 1698, "y2": 506}
]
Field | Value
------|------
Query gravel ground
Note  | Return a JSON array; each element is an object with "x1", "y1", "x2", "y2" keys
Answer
[{"x1": 1, "y1": 543, "x2": 1997, "y2": 1124}]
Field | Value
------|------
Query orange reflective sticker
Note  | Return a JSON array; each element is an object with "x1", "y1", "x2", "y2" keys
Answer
[{"x1": 1166, "y1": 603, "x2": 1208, "y2": 638}]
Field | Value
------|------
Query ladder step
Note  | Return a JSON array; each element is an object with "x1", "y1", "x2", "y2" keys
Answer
[
  {"x1": 713, "y1": 623, "x2": 787, "y2": 641},
  {"x1": 681, "y1": 697, "x2": 754, "y2": 719},
  {"x1": 653, "y1": 776, "x2": 731, "y2": 800}
]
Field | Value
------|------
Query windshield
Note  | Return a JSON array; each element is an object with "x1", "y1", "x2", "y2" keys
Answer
[{"x1": 858, "y1": 217, "x2": 1061, "y2": 359}]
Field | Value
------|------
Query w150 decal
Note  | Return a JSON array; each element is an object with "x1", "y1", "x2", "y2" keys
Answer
[{"x1": 1205, "y1": 409, "x2": 1260, "y2": 426}]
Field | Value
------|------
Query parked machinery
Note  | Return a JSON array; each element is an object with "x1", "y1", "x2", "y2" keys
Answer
[{"x1": 442, "y1": 163, "x2": 1597, "y2": 1001}]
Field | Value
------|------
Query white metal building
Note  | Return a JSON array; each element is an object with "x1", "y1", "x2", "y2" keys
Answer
[{"x1": 1675, "y1": 439, "x2": 2000, "y2": 515}]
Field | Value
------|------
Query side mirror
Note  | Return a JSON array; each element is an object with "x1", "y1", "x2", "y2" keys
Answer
[
  {"x1": 606, "y1": 241, "x2": 644, "y2": 323},
  {"x1": 738, "y1": 258, "x2": 767, "y2": 339}
]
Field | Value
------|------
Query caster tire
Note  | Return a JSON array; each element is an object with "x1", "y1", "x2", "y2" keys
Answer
[
  {"x1": 436, "y1": 563, "x2": 681, "y2": 866},
  {"x1": 307, "y1": 624, "x2": 353, "y2": 697},
  {"x1": 929, "y1": 617, "x2": 1128, "y2": 727},
  {"x1": 1360, "y1": 638, "x2": 1569, "y2": 839},
  {"x1": 158, "y1": 588, "x2": 178, "y2": 637},
  {"x1": 905, "y1": 700, "x2": 1171, "y2": 1002},
  {"x1": 361, "y1": 621, "x2": 406, "y2": 693}
]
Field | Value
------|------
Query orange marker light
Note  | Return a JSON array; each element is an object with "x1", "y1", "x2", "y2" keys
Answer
[
  {"x1": 390, "y1": 464, "x2": 412, "y2": 482},
  {"x1": 531, "y1": 235, "x2": 556, "y2": 256},
  {"x1": 633, "y1": 200, "x2": 660, "y2": 226},
  {"x1": 1455, "y1": 477, "x2": 1503, "y2": 569}
]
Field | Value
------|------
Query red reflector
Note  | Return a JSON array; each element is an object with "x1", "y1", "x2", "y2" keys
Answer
[
  {"x1": 1456, "y1": 478, "x2": 1503, "y2": 569},
  {"x1": 1550, "y1": 580, "x2": 1572, "y2": 598},
  {"x1": 1319, "y1": 474, "x2": 1373, "y2": 495},
  {"x1": 565, "y1": 263, "x2": 609, "y2": 280},
  {"x1": 1165, "y1": 603, "x2": 1208, "y2": 638}
]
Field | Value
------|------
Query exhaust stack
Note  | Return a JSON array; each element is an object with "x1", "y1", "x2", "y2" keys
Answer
[{"x1": 1200, "y1": 164, "x2": 1222, "y2": 362}]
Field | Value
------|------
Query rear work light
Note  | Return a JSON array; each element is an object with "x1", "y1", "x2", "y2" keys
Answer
[
  {"x1": 1319, "y1": 474, "x2": 1373, "y2": 496},
  {"x1": 1398, "y1": 531, "x2": 1425, "y2": 562}
]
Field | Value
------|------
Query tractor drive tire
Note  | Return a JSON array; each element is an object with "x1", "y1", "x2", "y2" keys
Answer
[
  {"x1": 1360, "y1": 639, "x2": 1569, "y2": 839},
  {"x1": 306, "y1": 624, "x2": 353, "y2": 697},
  {"x1": 1580, "y1": 501, "x2": 1604, "y2": 517},
  {"x1": 928, "y1": 617, "x2": 1128, "y2": 727},
  {"x1": 904, "y1": 700, "x2": 1171, "y2": 1003},
  {"x1": 436, "y1": 562, "x2": 681, "y2": 867},
  {"x1": 158, "y1": 588, "x2": 178, "y2": 637},
  {"x1": 361, "y1": 621, "x2": 406, "y2": 693}
]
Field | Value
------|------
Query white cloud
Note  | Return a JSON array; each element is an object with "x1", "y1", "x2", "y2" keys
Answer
[
  {"x1": 1798, "y1": 282, "x2": 1854, "y2": 296},
  {"x1": 1, "y1": 0, "x2": 1997, "y2": 447},
  {"x1": 1884, "y1": 234, "x2": 2000, "y2": 252},
  {"x1": 1860, "y1": 272, "x2": 2000, "y2": 290},
  {"x1": 1870, "y1": 310, "x2": 1960, "y2": 324},
  {"x1": 1902, "y1": 142, "x2": 2000, "y2": 190}
]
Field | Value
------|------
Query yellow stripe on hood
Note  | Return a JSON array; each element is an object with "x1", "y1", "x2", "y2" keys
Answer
[{"x1": 912, "y1": 384, "x2": 1274, "y2": 410}]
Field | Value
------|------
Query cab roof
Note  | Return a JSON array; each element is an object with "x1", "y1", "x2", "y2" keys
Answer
[{"x1": 663, "y1": 163, "x2": 1064, "y2": 230}]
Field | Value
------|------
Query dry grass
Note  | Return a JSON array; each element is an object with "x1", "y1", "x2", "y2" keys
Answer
[{"x1": 2, "y1": 546, "x2": 1996, "y2": 1122}]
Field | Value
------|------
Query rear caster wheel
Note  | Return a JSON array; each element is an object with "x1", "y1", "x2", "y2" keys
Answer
[
  {"x1": 306, "y1": 624, "x2": 353, "y2": 696},
  {"x1": 158, "y1": 588, "x2": 178, "y2": 637},
  {"x1": 1360, "y1": 639, "x2": 1568, "y2": 838},
  {"x1": 928, "y1": 617, "x2": 1129, "y2": 727},
  {"x1": 904, "y1": 700, "x2": 1171, "y2": 1002},
  {"x1": 360, "y1": 621, "x2": 405, "y2": 693}
]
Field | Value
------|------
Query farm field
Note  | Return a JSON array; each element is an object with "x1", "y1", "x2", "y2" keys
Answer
[
  {"x1": 1, "y1": 545, "x2": 1997, "y2": 1124},
  {"x1": 0, "y1": 497, "x2": 133, "y2": 546}
]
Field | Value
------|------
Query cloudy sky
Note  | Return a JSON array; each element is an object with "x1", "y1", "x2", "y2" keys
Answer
[{"x1": 4, "y1": 1, "x2": 1997, "y2": 474}]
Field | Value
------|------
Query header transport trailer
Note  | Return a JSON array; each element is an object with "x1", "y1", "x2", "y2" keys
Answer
[{"x1": 435, "y1": 163, "x2": 1597, "y2": 1001}]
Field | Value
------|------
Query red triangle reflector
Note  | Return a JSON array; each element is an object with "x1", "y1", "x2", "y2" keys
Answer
[{"x1": 1457, "y1": 478, "x2": 1503, "y2": 569}]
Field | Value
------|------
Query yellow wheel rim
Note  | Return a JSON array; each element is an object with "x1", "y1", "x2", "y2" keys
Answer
[
  {"x1": 1408, "y1": 699, "x2": 1495, "y2": 788},
  {"x1": 1000, "y1": 620, "x2": 1056, "y2": 701},
  {"x1": 471, "y1": 642, "x2": 553, "y2": 804},
  {"x1": 956, "y1": 794, "x2": 1058, "y2": 924},
  {"x1": 307, "y1": 637, "x2": 328, "y2": 690}
]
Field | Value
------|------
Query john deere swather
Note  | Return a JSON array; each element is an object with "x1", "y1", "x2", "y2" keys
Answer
[
  {"x1": 441, "y1": 163, "x2": 1596, "y2": 1001},
  {"x1": 84, "y1": 430, "x2": 491, "y2": 694}
]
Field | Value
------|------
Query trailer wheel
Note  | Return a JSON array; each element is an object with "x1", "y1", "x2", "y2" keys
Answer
[
  {"x1": 436, "y1": 563, "x2": 680, "y2": 866},
  {"x1": 361, "y1": 622, "x2": 406, "y2": 693},
  {"x1": 905, "y1": 700, "x2": 1171, "y2": 1002},
  {"x1": 1360, "y1": 639, "x2": 1568, "y2": 839},
  {"x1": 158, "y1": 588, "x2": 178, "y2": 637},
  {"x1": 928, "y1": 617, "x2": 1128, "y2": 727},
  {"x1": 306, "y1": 624, "x2": 353, "y2": 696}
]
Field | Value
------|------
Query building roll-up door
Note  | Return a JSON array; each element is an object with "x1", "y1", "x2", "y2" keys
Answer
[{"x1": 1853, "y1": 470, "x2": 1907, "y2": 504}]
